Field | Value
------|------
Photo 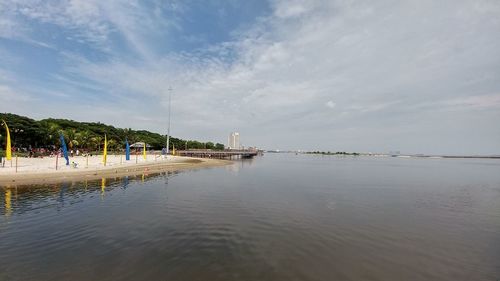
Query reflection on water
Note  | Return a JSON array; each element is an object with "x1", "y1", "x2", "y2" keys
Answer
[
  {"x1": 123, "y1": 176, "x2": 129, "y2": 189},
  {"x1": 225, "y1": 157, "x2": 256, "y2": 173},
  {"x1": 0, "y1": 171, "x2": 178, "y2": 217},
  {"x1": 0, "y1": 155, "x2": 500, "y2": 281},
  {"x1": 4, "y1": 188, "x2": 11, "y2": 217}
]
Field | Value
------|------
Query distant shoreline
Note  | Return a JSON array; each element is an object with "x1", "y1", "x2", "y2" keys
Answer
[
  {"x1": 267, "y1": 151, "x2": 500, "y2": 159},
  {"x1": 406, "y1": 155, "x2": 500, "y2": 159},
  {"x1": 0, "y1": 155, "x2": 231, "y2": 186}
]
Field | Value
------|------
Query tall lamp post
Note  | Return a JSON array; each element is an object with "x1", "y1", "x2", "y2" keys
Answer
[{"x1": 166, "y1": 86, "x2": 172, "y2": 155}]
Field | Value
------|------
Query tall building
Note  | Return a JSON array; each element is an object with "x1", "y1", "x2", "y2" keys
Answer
[{"x1": 228, "y1": 132, "x2": 240, "y2": 150}]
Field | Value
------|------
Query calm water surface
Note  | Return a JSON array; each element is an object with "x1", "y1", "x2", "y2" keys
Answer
[{"x1": 1, "y1": 154, "x2": 499, "y2": 281}]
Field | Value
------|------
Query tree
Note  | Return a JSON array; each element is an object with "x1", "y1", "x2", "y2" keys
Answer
[
  {"x1": 107, "y1": 139, "x2": 118, "y2": 151},
  {"x1": 206, "y1": 142, "x2": 215, "y2": 150},
  {"x1": 0, "y1": 113, "x2": 225, "y2": 153},
  {"x1": 77, "y1": 130, "x2": 92, "y2": 149},
  {"x1": 91, "y1": 136, "x2": 103, "y2": 152},
  {"x1": 66, "y1": 129, "x2": 78, "y2": 149}
]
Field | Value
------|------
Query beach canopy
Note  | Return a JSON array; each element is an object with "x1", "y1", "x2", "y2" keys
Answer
[{"x1": 129, "y1": 142, "x2": 152, "y2": 148}]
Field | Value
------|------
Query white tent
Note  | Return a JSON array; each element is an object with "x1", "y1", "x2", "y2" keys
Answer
[{"x1": 129, "y1": 142, "x2": 152, "y2": 148}]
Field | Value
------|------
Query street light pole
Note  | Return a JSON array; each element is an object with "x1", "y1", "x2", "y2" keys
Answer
[{"x1": 166, "y1": 86, "x2": 172, "y2": 155}]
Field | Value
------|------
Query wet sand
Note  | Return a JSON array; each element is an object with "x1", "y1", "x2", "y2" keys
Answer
[{"x1": 0, "y1": 155, "x2": 230, "y2": 186}]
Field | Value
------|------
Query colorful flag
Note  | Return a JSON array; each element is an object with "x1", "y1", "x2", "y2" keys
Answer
[
  {"x1": 59, "y1": 133, "x2": 69, "y2": 166},
  {"x1": 143, "y1": 142, "x2": 146, "y2": 160},
  {"x1": 125, "y1": 139, "x2": 130, "y2": 161},
  {"x1": 1, "y1": 120, "x2": 12, "y2": 161},
  {"x1": 103, "y1": 135, "x2": 107, "y2": 165}
]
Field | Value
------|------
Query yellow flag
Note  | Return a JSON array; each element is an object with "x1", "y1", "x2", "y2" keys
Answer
[
  {"x1": 143, "y1": 142, "x2": 147, "y2": 160},
  {"x1": 103, "y1": 134, "x2": 107, "y2": 165},
  {"x1": 2, "y1": 120, "x2": 12, "y2": 161},
  {"x1": 172, "y1": 145, "x2": 175, "y2": 156}
]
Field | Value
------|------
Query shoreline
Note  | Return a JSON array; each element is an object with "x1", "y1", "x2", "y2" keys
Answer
[
  {"x1": 299, "y1": 153, "x2": 500, "y2": 159},
  {"x1": 0, "y1": 155, "x2": 231, "y2": 186}
]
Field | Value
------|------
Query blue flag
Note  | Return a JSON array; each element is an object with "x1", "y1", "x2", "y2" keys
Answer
[
  {"x1": 59, "y1": 133, "x2": 69, "y2": 166},
  {"x1": 125, "y1": 139, "x2": 130, "y2": 161}
]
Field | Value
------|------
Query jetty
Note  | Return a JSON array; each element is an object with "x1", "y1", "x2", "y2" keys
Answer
[{"x1": 177, "y1": 149, "x2": 261, "y2": 159}]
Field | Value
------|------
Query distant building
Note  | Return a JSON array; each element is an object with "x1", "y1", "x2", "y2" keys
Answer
[{"x1": 228, "y1": 132, "x2": 240, "y2": 150}]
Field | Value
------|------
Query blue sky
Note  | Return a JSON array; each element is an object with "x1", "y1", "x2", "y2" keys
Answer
[{"x1": 1, "y1": 0, "x2": 500, "y2": 154}]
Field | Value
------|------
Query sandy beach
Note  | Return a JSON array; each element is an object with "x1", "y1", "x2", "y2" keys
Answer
[{"x1": 0, "y1": 154, "x2": 230, "y2": 186}]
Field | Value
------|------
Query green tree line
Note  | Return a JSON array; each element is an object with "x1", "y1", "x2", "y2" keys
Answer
[{"x1": 0, "y1": 113, "x2": 224, "y2": 153}]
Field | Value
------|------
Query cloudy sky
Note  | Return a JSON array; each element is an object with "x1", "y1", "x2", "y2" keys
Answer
[{"x1": 1, "y1": 0, "x2": 499, "y2": 154}]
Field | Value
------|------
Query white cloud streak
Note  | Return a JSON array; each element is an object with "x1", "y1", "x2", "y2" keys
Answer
[{"x1": 1, "y1": 0, "x2": 500, "y2": 154}]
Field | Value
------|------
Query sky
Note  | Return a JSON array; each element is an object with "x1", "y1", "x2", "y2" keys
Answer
[{"x1": 1, "y1": 0, "x2": 499, "y2": 155}]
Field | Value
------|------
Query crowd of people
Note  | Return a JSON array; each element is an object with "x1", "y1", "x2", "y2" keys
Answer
[{"x1": 8, "y1": 146, "x2": 93, "y2": 158}]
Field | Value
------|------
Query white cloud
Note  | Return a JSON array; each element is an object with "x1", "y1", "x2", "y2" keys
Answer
[
  {"x1": 273, "y1": 0, "x2": 315, "y2": 18},
  {"x1": 0, "y1": 17, "x2": 18, "y2": 39},
  {"x1": 326, "y1": 101, "x2": 336, "y2": 109},
  {"x1": 0, "y1": 0, "x2": 181, "y2": 56},
  {"x1": 60, "y1": 0, "x2": 500, "y2": 153},
  {"x1": 444, "y1": 94, "x2": 500, "y2": 109},
  {"x1": 1, "y1": 0, "x2": 500, "y2": 154},
  {"x1": 0, "y1": 84, "x2": 33, "y2": 103}
]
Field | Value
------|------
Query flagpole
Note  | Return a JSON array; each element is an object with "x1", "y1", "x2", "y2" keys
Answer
[{"x1": 166, "y1": 86, "x2": 172, "y2": 155}]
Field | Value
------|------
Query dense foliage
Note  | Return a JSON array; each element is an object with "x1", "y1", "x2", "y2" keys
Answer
[{"x1": 0, "y1": 113, "x2": 224, "y2": 152}]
